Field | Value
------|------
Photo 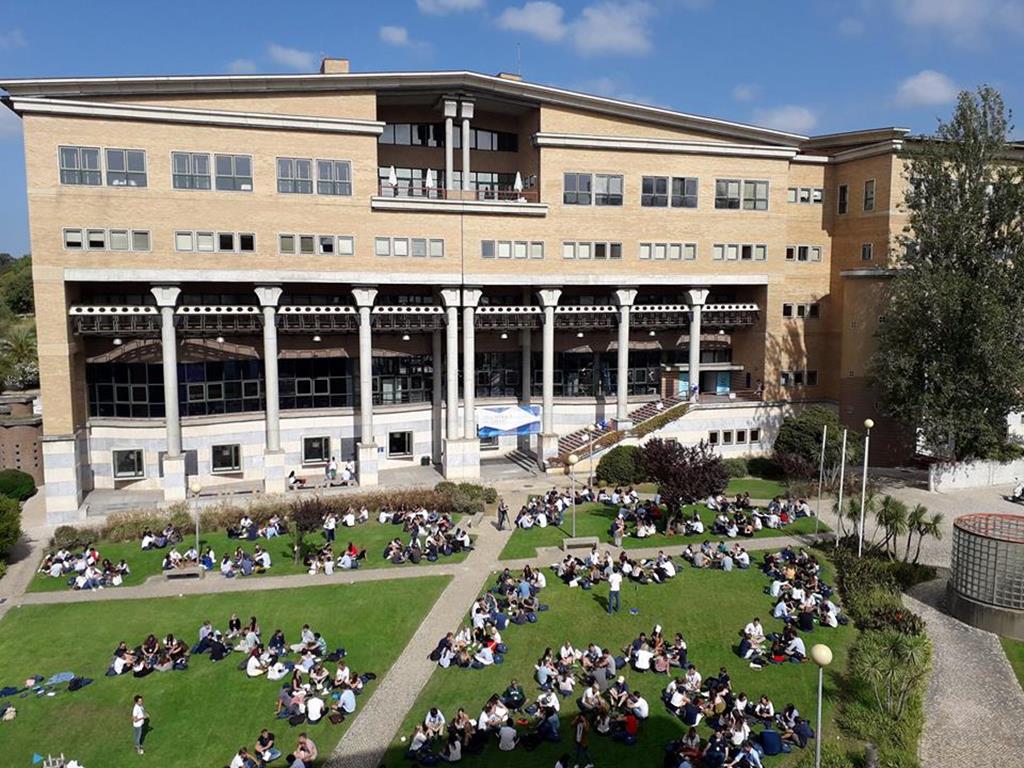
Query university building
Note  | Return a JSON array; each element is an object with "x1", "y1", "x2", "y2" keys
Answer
[{"x1": 1, "y1": 59, "x2": 911, "y2": 522}]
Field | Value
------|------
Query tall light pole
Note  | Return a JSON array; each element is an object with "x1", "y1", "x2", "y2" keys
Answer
[
  {"x1": 811, "y1": 643, "x2": 833, "y2": 768},
  {"x1": 568, "y1": 453, "x2": 580, "y2": 537},
  {"x1": 588, "y1": 423, "x2": 598, "y2": 488},
  {"x1": 836, "y1": 429, "x2": 848, "y2": 542},
  {"x1": 857, "y1": 419, "x2": 874, "y2": 557},
  {"x1": 815, "y1": 424, "x2": 828, "y2": 535},
  {"x1": 188, "y1": 477, "x2": 202, "y2": 557}
]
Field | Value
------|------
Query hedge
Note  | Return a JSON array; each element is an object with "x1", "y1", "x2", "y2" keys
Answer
[
  {"x1": 0, "y1": 494, "x2": 21, "y2": 560},
  {"x1": 0, "y1": 468, "x2": 35, "y2": 502},
  {"x1": 722, "y1": 457, "x2": 748, "y2": 478},
  {"x1": 595, "y1": 445, "x2": 646, "y2": 486}
]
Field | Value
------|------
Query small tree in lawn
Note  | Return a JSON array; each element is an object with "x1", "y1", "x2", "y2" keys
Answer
[
  {"x1": 773, "y1": 405, "x2": 861, "y2": 486},
  {"x1": 288, "y1": 497, "x2": 327, "y2": 564},
  {"x1": 640, "y1": 438, "x2": 728, "y2": 514}
]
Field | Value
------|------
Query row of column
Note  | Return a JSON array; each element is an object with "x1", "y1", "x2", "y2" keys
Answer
[{"x1": 148, "y1": 283, "x2": 712, "y2": 497}]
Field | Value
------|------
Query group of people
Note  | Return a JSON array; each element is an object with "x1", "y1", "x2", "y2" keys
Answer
[
  {"x1": 38, "y1": 544, "x2": 129, "y2": 590},
  {"x1": 681, "y1": 540, "x2": 753, "y2": 571},
  {"x1": 225, "y1": 731, "x2": 315, "y2": 768},
  {"x1": 379, "y1": 506, "x2": 472, "y2": 565},
  {"x1": 552, "y1": 546, "x2": 678, "y2": 591},
  {"x1": 107, "y1": 632, "x2": 191, "y2": 676}
]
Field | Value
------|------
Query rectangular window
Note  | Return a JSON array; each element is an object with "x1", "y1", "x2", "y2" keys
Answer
[
  {"x1": 280, "y1": 234, "x2": 296, "y2": 254},
  {"x1": 798, "y1": 187, "x2": 811, "y2": 204},
  {"x1": 113, "y1": 449, "x2": 145, "y2": 479},
  {"x1": 105, "y1": 148, "x2": 147, "y2": 187},
  {"x1": 668, "y1": 243, "x2": 681, "y2": 260},
  {"x1": 513, "y1": 241, "x2": 528, "y2": 259},
  {"x1": 861, "y1": 243, "x2": 873, "y2": 261},
  {"x1": 496, "y1": 240, "x2": 511, "y2": 259},
  {"x1": 338, "y1": 236, "x2": 354, "y2": 256},
  {"x1": 410, "y1": 238, "x2": 428, "y2": 258},
  {"x1": 217, "y1": 232, "x2": 236, "y2": 252},
  {"x1": 429, "y1": 239, "x2": 444, "y2": 258},
  {"x1": 754, "y1": 244, "x2": 767, "y2": 261},
  {"x1": 594, "y1": 174, "x2": 623, "y2": 206},
  {"x1": 750, "y1": 428, "x2": 760, "y2": 442},
  {"x1": 530, "y1": 242, "x2": 544, "y2": 259},
  {"x1": 594, "y1": 242, "x2": 607, "y2": 259},
  {"x1": 654, "y1": 243, "x2": 667, "y2": 260},
  {"x1": 211, "y1": 444, "x2": 241, "y2": 473},
  {"x1": 171, "y1": 151, "x2": 211, "y2": 190},
  {"x1": 238, "y1": 233, "x2": 255, "y2": 253},
  {"x1": 300, "y1": 235, "x2": 316, "y2": 255},
  {"x1": 864, "y1": 179, "x2": 876, "y2": 211},
  {"x1": 713, "y1": 244, "x2": 725, "y2": 261},
  {"x1": 388, "y1": 431, "x2": 413, "y2": 458},
  {"x1": 798, "y1": 246, "x2": 809, "y2": 262},
  {"x1": 562, "y1": 242, "x2": 576, "y2": 259},
  {"x1": 736, "y1": 429, "x2": 747, "y2": 443},
  {"x1": 109, "y1": 229, "x2": 130, "y2": 251},
  {"x1": 810, "y1": 246, "x2": 822, "y2": 262},
  {"x1": 808, "y1": 303, "x2": 820, "y2": 318},
  {"x1": 64, "y1": 228, "x2": 83, "y2": 249},
  {"x1": 132, "y1": 231, "x2": 151, "y2": 251},
  {"x1": 316, "y1": 159, "x2": 352, "y2": 196},
  {"x1": 577, "y1": 242, "x2": 592, "y2": 260},
  {"x1": 318, "y1": 235, "x2": 335, "y2": 255},
  {"x1": 393, "y1": 238, "x2": 409, "y2": 257},
  {"x1": 375, "y1": 237, "x2": 391, "y2": 257},
  {"x1": 783, "y1": 303, "x2": 793, "y2": 318},
  {"x1": 837, "y1": 184, "x2": 849, "y2": 214},
  {"x1": 741, "y1": 244, "x2": 754, "y2": 261},
  {"x1": 726, "y1": 244, "x2": 739, "y2": 261},
  {"x1": 708, "y1": 431, "x2": 719, "y2": 445},
  {"x1": 302, "y1": 436, "x2": 330, "y2": 464},
  {"x1": 639, "y1": 243, "x2": 652, "y2": 260},
  {"x1": 794, "y1": 371, "x2": 805, "y2": 385},
  {"x1": 787, "y1": 187, "x2": 798, "y2": 203},
  {"x1": 672, "y1": 176, "x2": 699, "y2": 208},
  {"x1": 780, "y1": 371, "x2": 791, "y2": 387},
  {"x1": 641, "y1": 176, "x2": 668, "y2": 207},
  {"x1": 722, "y1": 430, "x2": 734, "y2": 445},
  {"x1": 715, "y1": 179, "x2": 741, "y2": 209},
  {"x1": 812, "y1": 187, "x2": 823, "y2": 203},
  {"x1": 481, "y1": 240, "x2": 495, "y2": 259},
  {"x1": 742, "y1": 179, "x2": 769, "y2": 210},
  {"x1": 683, "y1": 243, "x2": 697, "y2": 260},
  {"x1": 277, "y1": 157, "x2": 313, "y2": 194},
  {"x1": 175, "y1": 231, "x2": 194, "y2": 252},
  {"x1": 563, "y1": 173, "x2": 592, "y2": 205},
  {"x1": 796, "y1": 304, "x2": 807, "y2": 318},
  {"x1": 58, "y1": 146, "x2": 101, "y2": 185},
  {"x1": 214, "y1": 154, "x2": 253, "y2": 191},
  {"x1": 196, "y1": 232, "x2": 215, "y2": 252}
]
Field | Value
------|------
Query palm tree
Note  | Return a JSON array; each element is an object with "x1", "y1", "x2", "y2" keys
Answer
[
  {"x1": 904, "y1": 504, "x2": 927, "y2": 562},
  {"x1": 913, "y1": 511, "x2": 944, "y2": 564},
  {"x1": 875, "y1": 495, "x2": 909, "y2": 559},
  {"x1": 0, "y1": 322, "x2": 38, "y2": 390}
]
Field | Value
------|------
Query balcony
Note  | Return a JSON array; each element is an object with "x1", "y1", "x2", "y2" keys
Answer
[{"x1": 370, "y1": 182, "x2": 547, "y2": 216}]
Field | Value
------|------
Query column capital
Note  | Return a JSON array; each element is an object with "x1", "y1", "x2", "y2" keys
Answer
[
  {"x1": 443, "y1": 98, "x2": 458, "y2": 118},
  {"x1": 150, "y1": 285, "x2": 181, "y2": 308},
  {"x1": 536, "y1": 288, "x2": 562, "y2": 308},
  {"x1": 254, "y1": 285, "x2": 283, "y2": 308},
  {"x1": 439, "y1": 287, "x2": 462, "y2": 308},
  {"x1": 459, "y1": 100, "x2": 475, "y2": 119},
  {"x1": 351, "y1": 286, "x2": 378, "y2": 308},
  {"x1": 687, "y1": 288, "x2": 710, "y2": 307},
  {"x1": 462, "y1": 288, "x2": 483, "y2": 308},
  {"x1": 614, "y1": 288, "x2": 638, "y2": 308}
]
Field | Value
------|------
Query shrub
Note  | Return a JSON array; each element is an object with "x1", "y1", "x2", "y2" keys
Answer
[
  {"x1": 0, "y1": 468, "x2": 35, "y2": 501},
  {"x1": 722, "y1": 457, "x2": 748, "y2": 478},
  {"x1": 52, "y1": 524, "x2": 99, "y2": 550},
  {"x1": 434, "y1": 482, "x2": 496, "y2": 511},
  {"x1": 0, "y1": 495, "x2": 21, "y2": 559},
  {"x1": 596, "y1": 445, "x2": 645, "y2": 486},
  {"x1": 100, "y1": 510, "x2": 176, "y2": 542},
  {"x1": 0, "y1": 560, "x2": 6, "y2": 580},
  {"x1": 860, "y1": 604, "x2": 927, "y2": 636},
  {"x1": 747, "y1": 456, "x2": 785, "y2": 480},
  {"x1": 793, "y1": 744, "x2": 862, "y2": 768},
  {"x1": 434, "y1": 481, "x2": 458, "y2": 496}
]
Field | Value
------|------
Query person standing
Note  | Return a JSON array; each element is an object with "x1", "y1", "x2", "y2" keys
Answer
[
  {"x1": 323, "y1": 512, "x2": 337, "y2": 544},
  {"x1": 573, "y1": 712, "x2": 591, "y2": 765},
  {"x1": 497, "y1": 498, "x2": 509, "y2": 531},
  {"x1": 608, "y1": 567, "x2": 622, "y2": 614},
  {"x1": 131, "y1": 694, "x2": 147, "y2": 755}
]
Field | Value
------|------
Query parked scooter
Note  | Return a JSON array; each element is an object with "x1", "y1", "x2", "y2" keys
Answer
[{"x1": 1007, "y1": 478, "x2": 1024, "y2": 504}]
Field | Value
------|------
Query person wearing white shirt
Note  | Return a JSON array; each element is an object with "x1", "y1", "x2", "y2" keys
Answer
[
  {"x1": 744, "y1": 619, "x2": 765, "y2": 644},
  {"x1": 630, "y1": 694, "x2": 650, "y2": 719},
  {"x1": 341, "y1": 511, "x2": 356, "y2": 527},
  {"x1": 474, "y1": 646, "x2": 494, "y2": 666},
  {"x1": 337, "y1": 688, "x2": 356, "y2": 714},
  {"x1": 305, "y1": 694, "x2": 325, "y2": 724},
  {"x1": 580, "y1": 683, "x2": 602, "y2": 711},
  {"x1": 246, "y1": 653, "x2": 267, "y2": 678},
  {"x1": 424, "y1": 707, "x2": 446, "y2": 739},
  {"x1": 786, "y1": 635, "x2": 806, "y2": 660},
  {"x1": 498, "y1": 724, "x2": 518, "y2": 751},
  {"x1": 633, "y1": 646, "x2": 654, "y2": 672},
  {"x1": 537, "y1": 690, "x2": 560, "y2": 713}
]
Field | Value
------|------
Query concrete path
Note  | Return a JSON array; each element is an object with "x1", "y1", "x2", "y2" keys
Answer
[{"x1": 906, "y1": 578, "x2": 1024, "y2": 767}]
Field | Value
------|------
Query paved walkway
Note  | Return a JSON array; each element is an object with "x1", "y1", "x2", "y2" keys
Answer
[{"x1": 905, "y1": 578, "x2": 1024, "y2": 767}]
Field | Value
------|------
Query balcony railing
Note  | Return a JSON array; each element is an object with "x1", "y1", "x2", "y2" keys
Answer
[{"x1": 376, "y1": 183, "x2": 539, "y2": 203}]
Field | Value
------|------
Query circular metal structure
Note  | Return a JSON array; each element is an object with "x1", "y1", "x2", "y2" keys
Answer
[{"x1": 948, "y1": 513, "x2": 1024, "y2": 640}]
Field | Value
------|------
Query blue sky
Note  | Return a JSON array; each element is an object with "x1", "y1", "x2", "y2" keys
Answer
[{"x1": 1, "y1": 0, "x2": 1023, "y2": 256}]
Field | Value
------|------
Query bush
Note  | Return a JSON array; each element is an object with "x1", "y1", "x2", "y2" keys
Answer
[
  {"x1": 0, "y1": 468, "x2": 35, "y2": 501},
  {"x1": 434, "y1": 482, "x2": 496, "y2": 511},
  {"x1": 434, "y1": 481, "x2": 457, "y2": 496},
  {"x1": 52, "y1": 524, "x2": 99, "y2": 550},
  {"x1": 0, "y1": 495, "x2": 21, "y2": 559},
  {"x1": 860, "y1": 604, "x2": 928, "y2": 636},
  {"x1": 596, "y1": 445, "x2": 645, "y2": 486},
  {"x1": 0, "y1": 560, "x2": 6, "y2": 580},
  {"x1": 100, "y1": 509, "x2": 178, "y2": 542},
  {"x1": 722, "y1": 458, "x2": 748, "y2": 478},
  {"x1": 747, "y1": 456, "x2": 785, "y2": 480}
]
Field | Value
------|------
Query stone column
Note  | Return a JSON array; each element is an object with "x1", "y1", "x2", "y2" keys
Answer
[
  {"x1": 431, "y1": 328, "x2": 443, "y2": 465},
  {"x1": 462, "y1": 288, "x2": 482, "y2": 440},
  {"x1": 536, "y1": 288, "x2": 562, "y2": 464},
  {"x1": 255, "y1": 285, "x2": 285, "y2": 494},
  {"x1": 439, "y1": 288, "x2": 477, "y2": 478},
  {"x1": 440, "y1": 288, "x2": 461, "y2": 440},
  {"x1": 352, "y1": 286, "x2": 379, "y2": 486},
  {"x1": 614, "y1": 288, "x2": 638, "y2": 426},
  {"x1": 687, "y1": 288, "x2": 710, "y2": 402},
  {"x1": 151, "y1": 285, "x2": 185, "y2": 501},
  {"x1": 460, "y1": 100, "x2": 474, "y2": 192},
  {"x1": 443, "y1": 99, "x2": 457, "y2": 192}
]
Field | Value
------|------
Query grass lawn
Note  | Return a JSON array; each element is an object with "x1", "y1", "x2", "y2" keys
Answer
[
  {"x1": 634, "y1": 477, "x2": 787, "y2": 499},
  {"x1": 30, "y1": 519, "x2": 468, "y2": 593},
  {"x1": 0, "y1": 577, "x2": 449, "y2": 768},
  {"x1": 1000, "y1": 636, "x2": 1024, "y2": 692},
  {"x1": 499, "y1": 503, "x2": 828, "y2": 561},
  {"x1": 385, "y1": 558, "x2": 854, "y2": 767}
]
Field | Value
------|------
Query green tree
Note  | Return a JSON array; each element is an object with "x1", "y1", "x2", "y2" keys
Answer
[
  {"x1": 773, "y1": 405, "x2": 861, "y2": 484},
  {"x1": 874, "y1": 87, "x2": 1024, "y2": 460},
  {"x1": 639, "y1": 438, "x2": 727, "y2": 512},
  {"x1": 0, "y1": 256, "x2": 33, "y2": 315},
  {"x1": 0, "y1": 321, "x2": 38, "y2": 390}
]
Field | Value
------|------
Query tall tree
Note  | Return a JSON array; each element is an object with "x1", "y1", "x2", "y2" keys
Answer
[{"x1": 874, "y1": 87, "x2": 1024, "y2": 460}]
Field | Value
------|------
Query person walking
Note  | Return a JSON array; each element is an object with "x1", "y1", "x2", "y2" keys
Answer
[
  {"x1": 497, "y1": 498, "x2": 509, "y2": 531},
  {"x1": 608, "y1": 567, "x2": 622, "y2": 614},
  {"x1": 132, "y1": 694, "x2": 147, "y2": 755}
]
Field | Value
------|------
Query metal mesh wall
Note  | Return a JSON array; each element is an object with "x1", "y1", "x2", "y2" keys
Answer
[{"x1": 950, "y1": 515, "x2": 1024, "y2": 610}]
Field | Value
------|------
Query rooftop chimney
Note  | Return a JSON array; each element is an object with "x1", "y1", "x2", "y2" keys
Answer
[
  {"x1": 320, "y1": 58, "x2": 350, "y2": 75},
  {"x1": 497, "y1": 72, "x2": 523, "y2": 82}
]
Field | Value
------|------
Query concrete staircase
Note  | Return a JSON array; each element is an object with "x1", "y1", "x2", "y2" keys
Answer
[{"x1": 554, "y1": 394, "x2": 689, "y2": 464}]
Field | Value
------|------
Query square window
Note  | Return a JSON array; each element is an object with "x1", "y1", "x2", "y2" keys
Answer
[
  {"x1": 59, "y1": 145, "x2": 102, "y2": 186},
  {"x1": 131, "y1": 231, "x2": 151, "y2": 251},
  {"x1": 375, "y1": 237, "x2": 391, "y2": 257},
  {"x1": 722, "y1": 431, "x2": 733, "y2": 445},
  {"x1": 794, "y1": 371, "x2": 805, "y2": 385},
  {"x1": 812, "y1": 188, "x2": 823, "y2": 203},
  {"x1": 668, "y1": 243, "x2": 681, "y2": 260},
  {"x1": 388, "y1": 430, "x2": 413, "y2": 457},
  {"x1": 513, "y1": 241, "x2": 528, "y2": 259},
  {"x1": 563, "y1": 173, "x2": 592, "y2": 205},
  {"x1": 318, "y1": 235, "x2": 335, "y2": 255},
  {"x1": 300, "y1": 235, "x2": 316, "y2": 255},
  {"x1": 562, "y1": 242, "x2": 576, "y2": 259},
  {"x1": 654, "y1": 243, "x2": 667, "y2": 260},
  {"x1": 87, "y1": 229, "x2": 106, "y2": 249},
  {"x1": 215, "y1": 154, "x2": 253, "y2": 192},
  {"x1": 175, "y1": 231, "x2": 194, "y2": 251},
  {"x1": 798, "y1": 187, "x2": 811, "y2": 203},
  {"x1": 715, "y1": 179, "x2": 741, "y2": 209},
  {"x1": 316, "y1": 159, "x2": 352, "y2": 196},
  {"x1": 280, "y1": 234, "x2": 296, "y2": 254},
  {"x1": 337, "y1": 236, "x2": 354, "y2": 256},
  {"x1": 211, "y1": 444, "x2": 241, "y2": 472},
  {"x1": 277, "y1": 157, "x2": 313, "y2": 194},
  {"x1": 238, "y1": 233, "x2": 255, "y2": 252},
  {"x1": 393, "y1": 238, "x2": 409, "y2": 257},
  {"x1": 713, "y1": 244, "x2": 725, "y2": 261},
  {"x1": 783, "y1": 304, "x2": 793, "y2": 318},
  {"x1": 741, "y1": 244, "x2": 754, "y2": 261},
  {"x1": 742, "y1": 180, "x2": 769, "y2": 210},
  {"x1": 113, "y1": 449, "x2": 145, "y2": 479},
  {"x1": 217, "y1": 232, "x2": 236, "y2": 252},
  {"x1": 497, "y1": 240, "x2": 512, "y2": 259},
  {"x1": 639, "y1": 243, "x2": 652, "y2": 260},
  {"x1": 683, "y1": 243, "x2": 697, "y2": 260},
  {"x1": 577, "y1": 242, "x2": 592, "y2": 260},
  {"x1": 429, "y1": 239, "x2": 444, "y2": 258},
  {"x1": 302, "y1": 436, "x2": 330, "y2": 464},
  {"x1": 410, "y1": 238, "x2": 427, "y2": 257},
  {"x1": 736, "y1": 429, "x2": 747, "y2": 443},
  {"x1": 530, "y1": 242, "x2": 544, "y2": 259},
  {"x1": 641, "y1": 176, "x2": 668, "y2": 207},
  {"x1": 64, "y1": 228, "x2": 83, "y2": 249},
  {"x1": 610, "y1": 243, "x2": 622, "y2": 260},
  {"x1": 594, "y1": 174, "x2": 623, "y2": 206},
  {"x1": 708, "y1": 431, "x2": 719, "y2": 445},
  {"x1": 196, "y1": 232, "x2": 215, "y2": 252},
  {"x1": 481, "y1": 240, "x2": 495, "y2": 258},
  {"x1": 750, "y1": 429, "x2": 760, "y2": 442},
  {"x1": 109, "y1": 230, "x2": 130, "y2": 251},
  {"x1": 171, "y1": 151, "x2": 211, "y2": 190},
  {"x1": 780, "y1": 371, "x2": 791, "y2": 386},
  {"x1": 594, "y1": 242, "x2": 608, "y2": 259},
  {"x1": 106, "y1": 148, "x2": 148, "y2": 187},
  {"x1": 787, "y1": 187, "x2": 798, "y2": 203},
  {"x1": 671, "y1": 177, "x2": 698, "y2": 208},
  {"x1": 726, "y1": 244, "x2": 739, "y2": 261}
]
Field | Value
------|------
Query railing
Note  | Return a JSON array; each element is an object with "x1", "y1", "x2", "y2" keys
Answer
[
  {"x1": 72, "y1": 314, "x2": 161, "y2": 337},
  {"x1": 376, "y1": 183, "x2": 539, "y2": 202}
]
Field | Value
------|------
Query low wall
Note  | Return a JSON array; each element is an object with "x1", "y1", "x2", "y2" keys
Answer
[{"x1": 928, "y1": 458, "x2": 1024, "y2": 492}]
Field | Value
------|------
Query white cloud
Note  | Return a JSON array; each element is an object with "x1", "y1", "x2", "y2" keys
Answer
[
  {"x1": 893, "y1": 0, "x2": 1024, "y2": 46},
  {"x1": 0, "y1": 29, "x2": 27, "y2": 50},
  {"x1": 267, "y1": 43, "x2": 316, "y2": 71},
  {"x1": 572, "y1": 1, "x2": 655, "y2": 56},
  {"x1": 731, "y1": 84, "x2": 757, "y2": 103},
  {"x1": 227, "y1": 58, "x2": 258, "y2": 74},
  {"x1": 380, "y1": 26, "x2": 411, "y2": 46},
  {"x1": 498, "y1": 2, "x2": 568, "y2": 42},
  {"x1": 894, "y1": 70, "x2": 959, "y2": 107},
  {"x1": 837, "y1": 17, "x2": 865, "y2": 36},
  {"x1": 752, "y1": 105, "x2": 817, "y2": 135},
  {"x1": 416, "y1": 0, "x2": 484, "y2": 14},
  {"x1": 0, "y1": 106, "x2": 22, "y2": 139}
]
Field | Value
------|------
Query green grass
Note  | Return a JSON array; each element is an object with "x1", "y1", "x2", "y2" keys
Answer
[
  {"x1": 634, "y1": 477, "x2": 787, "y2": 499},
  {"x1": 30, "y1": 520, "x2": 468, "y2": 592},
  {"x1": 499, "y1": 503, "x2": 828, "y2": 560},
  {"x1": 386, "y1": 559, "x2": 854, "y2": 767},
  {"x1": 1000, "y1": 636, "x2": 1024, "y2": 692},
  {"x1": 0, "y1": 577, "x2": 449, "y2": 768}
]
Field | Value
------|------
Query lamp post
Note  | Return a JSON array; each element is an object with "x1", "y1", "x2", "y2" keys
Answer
[
  {"x1": 857, "y1": 418, "x2": 874, "y2": 557},
  {"x1": 188, "y1": 477, "x2": 202, "y2": 556},
  {"x1": 811, "y1": 643, "x2": 833, "y2": 768},
  {"x1": 815, "y1": 424, "x2": 828, "y2": 535},
  {"x1": 588, "y1": 423, "x2": 598, "y2": 487},
  {"x1": 835, "y1": 429, "x2": 848, "y2": 542},
  {"x1": 568, "y1": 453, "x2": 580, "y2": 537}
]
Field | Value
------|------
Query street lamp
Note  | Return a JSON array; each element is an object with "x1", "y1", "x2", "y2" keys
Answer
[
  {"x1": 188, "y1": 477, "x2": 202, "y2": 557},
  {"x1": 858, "y1": 418, "x2": 874, "y2": 557},
  {"x1": 811, "y1": 643, "x2": 833, "y2": 768},
  {"x1": 567, "y1": 453, "x2": 580, "y2": 537},
  {"x1": 586, "y1": 423, "x2": 599, "y2": 487},
  {"x1": 815, "y1": 424, "x2": 828, "y2": 536},
  {"x1": 835, "y1": 429, "x2": 848, "y2": 543}
]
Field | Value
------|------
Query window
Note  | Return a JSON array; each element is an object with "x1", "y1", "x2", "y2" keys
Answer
[
  {"x1": 530, "y1": 242, "x2": 544, "y2": 259},
  {"x1": 562, "y1": 242, "x2": 576, "y2": 259},
  {"x1": 861, "y1": 243, "x2": 873, "y2": 261},
  {"x1": 708, "y1": 431, "x2": 719, "y2": 445},
  {"x1": 742, "y1": 180, "x2": 769, "y2": 210},
  {"x1": 59, "y1": 146, "x2": 102, "y2": 186},
  {"x1": 410, "y1": 238, "x2": 427, "y2": 258},
  {"x1": 175, "y1": 231, "x2": 194, "y2": 251},
  {"x1": 641, "y1": 176, "x2": 668, "y2": 207},
  {"x1": 787, "y1": 187, "x2": 797, "y2": 203},
  {"x1": 429, "y1": 239, "x2": 444, "y2": 258},
  {"x1": 217, "y1": 232, "x2": 236, "y2": 252},
  {"x1": 496, "y1": 241, "x2": 511, "y2": 259},
  {"x1": 132, "y1": 231, "x2": 151, "y2": 251},
  {"x1": 788, "y1": 186, "x2": 823, "y2": 204},
  {"x1": 238, "y1": 233, "x2": 255, "y2": 253},
  {"x1": 113, "y1": 449, "x2": 145, "y2": 479},
  {"x1": 714, "y1": 242, "x2": 764, "y2": 261},
  {"x1": 563, "y1": 173, "x2": 592, "y2": 205},
  {"x1": 338, "y1": 236, "x2": 354, "y2": 256},
  {"x1": 393, "y1": 238, "x2": 409, "y2": 257},
  {"x1": 780, "y1": 370, "x2": 817, "y2": 387},
  {"x1": 749, "y1": 428, "x2": 760, "y2": 442},
  {"x1": 388, "y1": 431, "x2": 413, "y2": 458},
  {"x1": 280, "y1": 234, "x2": 296, "y2": 254},
  {"x1": 786, "y1": 244, "x2": 822, "y2": 262},
  {"x1": 316, "y1": 159, "x2": 352, "y2": 196},
  {"x1": 105, "y1": 149, "x2": 147, "y2": 187},
  {"x1": 171, "y1": 152, "x2": 211, "y2": 190},
  {"x1": 110, "y1": 230, "x2": 130, "y2": 251},
  {"x1": 196, "y1": 232, "x2": 214, "y2": 252},
  {"x1": 64, "y1": 229, "x2": 83, "y2": 249},
  {"x1": 837, "y1": 184, "x2": 849, "y2": 214},
  {"x1": 863, "y1": 179, "x2": 876, "y2": 211},
  {"x1": 277, "y1": 157, "x2": 313, "y2": 194},
  {"x1": 722, "y1": 430, "x2": 734, "y2": 445},
  {"x1": 295, "y1": 235, "x2": 313, "y2": 255},
  {"x1": 593, "y1": 175, "x2": 622, "y2": 205},
  {"x1": 812, "y1": 188, "x2": 823, "y2": 203},
  {"x1": 311, "y1": 235, "x2": 332, "y2": 255},
  {"x1": 214, "y1": 154, "x2": 253, "y2": 191},
  {"x1": 211, "y1": 444, "x2": 241, "y2": 473},
  {"x1": 375, "y1": 237, "x2": 391, "y2": 257},
  {"x1": 481, "y1": 240, "x2": 495, "y2": 259},
  {"x1": 83, "y1": 229, "x2": 104, "y2": 249},
  {"x1": 783, "y1": 303, "x2": 793, "y2": 318},
  {"x1": 715, "y1": 179, "x2": 741, "y2": 209},
  {"x1": 302, "y1": 436, "x2": 330, "y2": 464},
  {"x1": 672, "y1": 177, "x2": 699, "y2": 208},
  {"x1": 736, "y1": 429, "x2": 747, "y2": 443}
]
